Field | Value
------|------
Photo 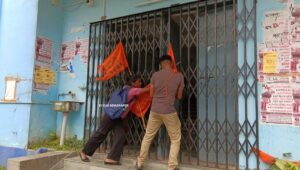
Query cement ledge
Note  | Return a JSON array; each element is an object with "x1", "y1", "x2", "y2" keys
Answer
[{"x1": 7, "y1": 151, "x2": 72, "y2": 170}]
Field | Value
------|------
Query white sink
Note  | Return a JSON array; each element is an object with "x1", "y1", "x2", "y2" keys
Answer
[
  {"x1": 51, "y1": 101, "x2": 83, "y2": 146},
  {"x1": 51, "y1": 101, "x2": 82, "y2": 112}
]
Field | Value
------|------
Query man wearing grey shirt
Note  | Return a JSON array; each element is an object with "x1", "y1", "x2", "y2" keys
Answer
[{"x1": 136, "y1": 55, "x2": 184, "y2": 170}]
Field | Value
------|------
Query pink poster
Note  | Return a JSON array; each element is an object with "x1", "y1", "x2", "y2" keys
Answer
[
  {"x1": 261, "y1": 113, "x2": 292, "y2": 124},
  {"x1": 61, "y1": 41, "x2": 76, "y2": 64},
  {"x1": 76, "y1": 39, "x2": 89, "y2": 63},
  {"x1": 61, "y1": 39, "x2": 89, "y2": 64},
  {"x1": 259, "y1": 1, "x2": 300, "y2": 126},
  {"x1": 36, "y1": 36, "x2": 52, "y2": 66},
  {"x1": 292, "y1": 114, "x2": 300, "y2": 126},
  {"x1": 260, "y1": 75, "x2": 300, "y2": 125}
]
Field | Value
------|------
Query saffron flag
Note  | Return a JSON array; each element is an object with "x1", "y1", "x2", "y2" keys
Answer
[
  {"x1": 168, "y1": 43, "x2": 177, "y2": 72},
  {"x1": 97, "y1": 42, "x2": 129, "y2": 81},
  {"x1": 131, "y1": 84, "x2": 152, "y2": 118},
  {"x1": 252, "y1": 148, "x2": 276, "y2": 164}
]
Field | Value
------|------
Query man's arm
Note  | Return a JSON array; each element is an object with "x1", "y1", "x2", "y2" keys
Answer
[
  {"x1": 176, "y1": 87, "x2": 184, "y2": 99},
  {"x1": 150, "y1": 73, "x2": 156, "y2": 97},
  {"x1": 129, "y1": 86, "x2": 150, "y2": 97},
  {"x1": 141, "y1": 86, "x2": 150, "y2": 93},
  {"x1": 150, "y1": 84, "x2": 154, "y2": 97},
  {"x1": 176, "y1": 74, "x2": 184, "y2": 99}
]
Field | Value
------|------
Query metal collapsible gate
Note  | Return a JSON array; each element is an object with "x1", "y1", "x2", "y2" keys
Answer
[{"x1": 84, "y1": 0, "x2": 259, "y2": 169}]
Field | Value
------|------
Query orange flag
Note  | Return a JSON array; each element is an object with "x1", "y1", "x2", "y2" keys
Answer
[
  {"x1": 168, "y1": 43, "x2": 177, "y2": 72},
  {"x1": 131, "y1": 84, "x2": 152, "y2": 118},
  {"x1": 253, "y1": 148, "x2": 276, "y2": 164},
  {"x1": 97, "y1": 42, "x2": 129, "y2": 81}
]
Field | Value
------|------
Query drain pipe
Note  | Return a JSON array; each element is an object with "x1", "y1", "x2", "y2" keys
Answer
[{"x1": 101, "y1": 0, "x2": 107, "y2": 20}]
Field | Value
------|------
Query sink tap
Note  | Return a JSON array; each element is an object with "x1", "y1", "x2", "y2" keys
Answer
[
  {"x1": 58, "y1": 91, "x2": 76, "y2": 98},
  {"x1": 69, "y1": 91, "x2": 76, "y2": 98}
]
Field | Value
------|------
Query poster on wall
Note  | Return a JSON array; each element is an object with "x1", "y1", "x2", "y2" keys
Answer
[
  {"x1": 33, "y1": 65, "x2": 56, "y2": 93},
  {"x1": 34, "y1": 67, "x2": 56, "y2": 85},
  {"x1": 260, "y1": 75, "x2": 300, "y2": 125},
  {"x1": 293, "y1": 114, "x2": 300, "y2": 126},
  {"x1": 259, "y1": 0, "x2": 300, "y2": 126},
  {"x1": 291, "y1": 75, "x2": 300, "y2": 126},
  {"x1": 263, "y1": 52, "x2": 278, "y2": 73},
  {"x1": 61, "y1": 41, "x2": 76, "y2": 65},
  {"x1": 76, "y1": 39, "x2": 89, "y2": 63},
  {"x1": 61, "y1": 38, "x2": 89, "y2": 65},
  {"x1": 35, "y1": 36, "x2": 53, "y2": 66},
  {"x1": 34, "y1": 36, "x2": 56, "y2": 93},
  {"x1": 260, "y1": 82, "x2": 293, "y2": 124}
]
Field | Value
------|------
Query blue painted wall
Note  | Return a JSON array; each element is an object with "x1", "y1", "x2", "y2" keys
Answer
[
  {"x1": 0, "y1": 0, "x2": 2, "y2": 25},
  {"x1": 28, "y1": 0, "x2": 64, "y2": 142},
  {"x1": 0, "y1": 0, "x2": 38, "y2": 148},
  {"x1": 257, "y1": 0, "x2": 300, "y2": 169}
]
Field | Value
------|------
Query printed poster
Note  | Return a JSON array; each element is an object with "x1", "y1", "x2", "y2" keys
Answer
[
  {"x1": 61, "y1": 38, "x2": 89, "y2": 65},
  {"x1": 263, "y1": 52, "x2": 277, "y2": 73},
  {"x1": 36, "y1": 36, "x2": 52, "y2": 66},
  {"x1": 76, "y1": 39, "x2": 89, "y2": 63},
  {"x1": 34, "y1": 36, "x2": 56, "y2": 93},
  {"x1": 259, "y1": 0, "x2": 300, "y2": 126},
  {"x1": 260, "y1": 75, "x2": 300, "y2": 125},
  {"x1": 61, "y1": 41, "x2": 76, "y2": 64},
  {"x1": 34, "y1": 67, "x2": 56, "y2": 85}
]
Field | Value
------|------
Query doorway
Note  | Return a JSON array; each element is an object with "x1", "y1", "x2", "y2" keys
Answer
[{"x1": 84, "y1": 0, "x2": 259, "y2": 169}]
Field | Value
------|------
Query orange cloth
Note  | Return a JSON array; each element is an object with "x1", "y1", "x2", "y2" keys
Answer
[
  {"x1": 97, "y1": 42, "x2": 129, "y2": 81},
  {"x1": 131, "y1": 84, "x2": 152, "y2": 118},
  {"x1": 168, "y1": 43, "x2": 177, "y2": 73},
  {"x1": 253, "y1": 148, "x2": 276, "y2": 164}
]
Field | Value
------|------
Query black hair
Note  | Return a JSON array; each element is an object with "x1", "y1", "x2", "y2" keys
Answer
[
  {"x1": 126, "y1": 74, "x2": 141, "y2": 85},
  {"x1": 159, "y1": 54, "x2": 172, "y2": 63}
]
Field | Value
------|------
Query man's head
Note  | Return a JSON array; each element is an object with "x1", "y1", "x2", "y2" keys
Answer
[
  {"x1": 127, "y1": 75, "x2": 142, "y2": 88},
  {"x1": 159, "y1": 54, "x2": 172, "y2": 69}
]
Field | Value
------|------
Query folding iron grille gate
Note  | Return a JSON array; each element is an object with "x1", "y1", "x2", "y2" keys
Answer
[{"x1": 84, "y1": 0, "x2": 259, "y2": 169}]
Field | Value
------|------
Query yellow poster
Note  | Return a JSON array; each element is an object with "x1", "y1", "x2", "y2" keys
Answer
[
  {"x1": 34, "y1": 67, "x2": 56, "y2": 85},
  {"x1": 263, "y1": 52, "x2": 277, "y2": 73},
  {"x1": 34, "y1": 67, "x2": 43, "y2": 84}
]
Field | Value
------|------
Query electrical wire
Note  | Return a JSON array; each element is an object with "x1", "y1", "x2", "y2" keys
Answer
[{"x1": 59, "y1": 0, "x2": 85, "y2": 11}]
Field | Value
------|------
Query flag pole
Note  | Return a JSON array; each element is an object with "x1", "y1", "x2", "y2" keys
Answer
[
  {"x1": 127, "y1": 67, "x2": 132, "y2": 76},
  {"x1": 137, "y1": 102, "x2": 146, "y2": 130},
  {"x1": 142, "y1": 117, "x2": 146, "y2": 130}
]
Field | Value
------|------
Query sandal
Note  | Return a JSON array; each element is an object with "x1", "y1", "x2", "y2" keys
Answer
[
  {"x1": 104, "y1": 160, "x2": 121, "y2": 165},
  {"x1": 79, "y1": 152, "x2": 90, "y2": 162}
]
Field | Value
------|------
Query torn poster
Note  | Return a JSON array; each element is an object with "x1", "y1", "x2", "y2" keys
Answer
[
  {"x1": 61, "y1": 38, "x2": 89, "y2": 65},
  {"x1": 291, "y1": 42, "x2": 300, "y2": 73},
  {"x1": 61, "y1": 41, "x2": 76, "y2": 64},
  {"x1": 34, "y1": 36, "x2": 55, "y2": 93},
  {"x1": 291, "y1": 76, "x2": 300, "y2": 126},
  {"x1": 36, "y1": 36, "x2": 52, "y2": 66},
  {"x1": 259, "y1": 0, "x2": 300, "y2": 127},
  {"x1": 261, "y1": 113, "x2": 292, "y2": 124},
  {"x1": 33, "y1": 65, "x2": 56, "y2": 93},
  {"x1": 292, "y1": 114, "x2": 300, "y2": 126},
  {"x1": 76, "y1": 39, "x2": 89, "y2": 63},
  {"x1": 34, "y1": 66, "x2": 56, "y2": 85}
]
